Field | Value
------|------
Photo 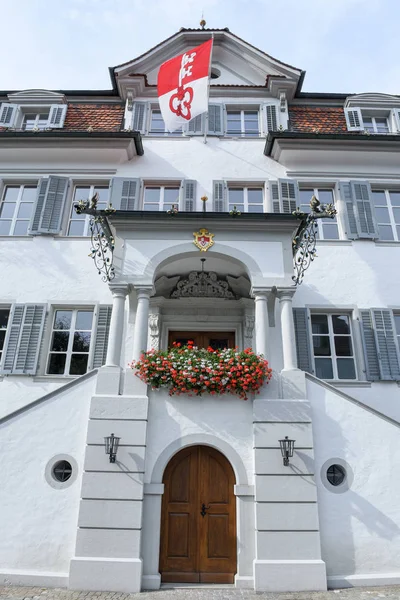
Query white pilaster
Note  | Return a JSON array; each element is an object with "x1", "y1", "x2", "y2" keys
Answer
[
  {"x1": 105, "y1": 285, "x2": 129, "y2": 367},
  {"x1": 277, "y1": 288, "x2": 298, "y2": 371},
  {"x1": 252, "y1": 289, "x2": 270, "y2": 356},
  {"x1": 132, "y1": 287, "x2": 153, "y2": 361}
]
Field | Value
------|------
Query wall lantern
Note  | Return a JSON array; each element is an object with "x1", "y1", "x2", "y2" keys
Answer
[
  {"x1": 279, "y1": 436, "x2": 295, "y2": 467},
  {"x1": 104, "y1": 433, "x2": 120, "y2": 463}
]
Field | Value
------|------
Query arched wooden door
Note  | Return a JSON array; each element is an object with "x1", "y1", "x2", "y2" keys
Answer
[{"x1": 159, "y1": 445, "x2": 237, "y2": 583}]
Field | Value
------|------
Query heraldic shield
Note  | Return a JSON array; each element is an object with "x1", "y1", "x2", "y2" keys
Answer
[{"x1": 193, "y1": 228, "x2": 215, "y2": 252}]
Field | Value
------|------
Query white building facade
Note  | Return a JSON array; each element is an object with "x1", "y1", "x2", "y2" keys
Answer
[{"x1": 1, "y1": 27, "x2": 400, "y2": 594}]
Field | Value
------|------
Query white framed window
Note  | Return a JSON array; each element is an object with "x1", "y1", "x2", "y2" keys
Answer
[
  {"x1": 371, "y1": 189, "x2": 400, "y2": 241},
  {"x1": 363, "y1": 116, "x2": 389, "y2": 134},
  {"x1": 227, "y1": 185, "x2": 264, "y2": 213},
  {"x1": 299, "y1": 188, "x2": 340, "y2": 239},
  {"x1": 0, "y1": 308, "x2": 10, "y2": 366},
  {"x1": 143, "y1": 185, "x2": 180, "y2": 211},
  {"x1": 68, "y1": 184, "x2": 109, "y2": 236},
  {"x1": 226, "y1": 109, "x2": 260, "y2": 137},
  {"x1": 22, "y1": 111, "x2": 50, "y2": 131},
  {"x1": 311, "y1": 313, "x2": 356, "y2": 380},
  {"x1": 395, "y1": 313, "x2": 400, "y2": 351},
  {"x1": 0, "y1": 184, "x2": 38, "y2": 236},
  {"x1": 46, "y1": 308, "x2": 94, "y2": 376},
  {"x1": 148, "y1": 109, "x2": 182, "y2": 136},
  {"x1": 345, "y1": 107, "x2": 394, "y2": 134}
]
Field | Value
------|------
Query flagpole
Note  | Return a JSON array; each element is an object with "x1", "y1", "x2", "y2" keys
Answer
[{"x1": 204, "y1": 32, "x2": 214, "y2": 145}]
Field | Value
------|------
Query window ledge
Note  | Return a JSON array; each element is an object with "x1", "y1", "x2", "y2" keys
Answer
[
  {"x1": 330, "y1": 380, "x2": 371, "y2": 388},
  {"x1": 375, "y1": 241, "x2": 400, "y2": 246},
  {"x1": 0, "y1": 236, "x2": 34, "y2": 241},
  {"x1": 33, "y1": 375, "x2": 79, "y2": 383},
  {"x1": 144, "y1": 135, "x2": 190, "y2": 141},
  {"x1": 317, "y1": 240, "x2": 352, "y2": 245}
]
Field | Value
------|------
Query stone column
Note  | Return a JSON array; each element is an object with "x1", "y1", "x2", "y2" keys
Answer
[
  {"x1": 253, "y1": 289, "x2": 269, "y2": 356},
  {"x1": 132, "y1": 287, "x2": 152, "y2": 361},
  {"x1": 105, "y1": 285, "x2": 129, "y2": 367},
  {"x1": 277, "y1": 288, "x2": 298, "y2": 371}
]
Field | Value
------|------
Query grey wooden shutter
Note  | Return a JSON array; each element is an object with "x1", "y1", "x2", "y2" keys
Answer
[
  {"x1": 339, "y1": 182, "x2": 359, "y2": 240},
  {"x1": 350, "y1": 181, "x2": 378, "y2": 239},
  {"x1": 264, "y1": 103, "x2": 278, "y2": 132},
  {"x1": 208, "y1": 104, "x2": 224, "y2": 135},
  {"x1": 1, "y1": 304, "x2": 46, "y2": 375},
  {"x1": 344, "y1": 107, "x2": 363, "y2": 131},
  {"x1": 293, "y1": 308, "x2": 314, "y2": 373},
  {"x1": 0, "y1": 103, "x2": 18, "y2": 127},
  {"x1": 92, "y1": 305, "x2": 112, "y2": 368},
  {"x1": 47, "y1": 104, "x2": 67, "y2": 128},
  {"x1": 110, "y1": 178, "x2": 141, "y2": 210},
  {"x1": 213, "y1": 180, "x2": 227, "y2": 212},
  {"x1": 132, "y1": 102, "x2": 148, "y2": 133},
  {"x1": 359, "y1": 310, "x2": 380, "y2": 381},
  {"x1": 28, "y1": 179, "x2": 49, "y2": 235},
  {"x1": 188, "y1": 113, "x2": 204, "y2": 135},
  {"x1": 372, "y1": 309, "x2": 400, "y2": 380},
  {"x1": 38, "y1": 176, "x2": 69, "y2": 234},
  {"x1": 391, "y1": 108, "x2": 400, "y2": 132},
  {"x1": 270, "y1": 181, "x2": 280, "y2": 213},
  {"x1": 182, "y1": 180, "x2": 196, "y2": 211},
  {"x1": 280, "y1": 179, "x2": 298, "y2": 213}
]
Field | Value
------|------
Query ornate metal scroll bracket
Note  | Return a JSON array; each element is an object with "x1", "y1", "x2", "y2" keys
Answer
[
  {"x1": 74, "y1": 193, "x2": 116, "y2": 283},
  {"x1": 292, "y1": 195, "x2": 337, "y2": 286}
]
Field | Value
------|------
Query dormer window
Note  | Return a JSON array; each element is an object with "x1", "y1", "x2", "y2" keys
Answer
[
  {"x1": 0, "y1": 90, "x2": 67, "y2": 130},
  {"x1": 362, "y1": 116, "x2": 389, "y2": 134},
  {"x1": 344, "y1": 94, "x2": 400, "y2": 135},
  {"x1": 22, "y1": 111, "x2": 50, "y2": 131}
]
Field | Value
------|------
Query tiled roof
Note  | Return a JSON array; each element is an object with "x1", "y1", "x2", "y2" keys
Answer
[
  {"x1": 63, "y1": 103, "x2": 124, "y2": 131},
  {"x1": 289, "y1": 106, "x2": 348, "y2": 134}
]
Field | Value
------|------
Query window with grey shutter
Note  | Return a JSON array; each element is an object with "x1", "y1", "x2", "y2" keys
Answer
[
  {"x1": 350, "y1": 181, "x2": 378, "y2": 239},
  {"x1": 293, "y1": 308, "x2": 313, "y2": 373},
  {"x1": 92, "y1": 305, "x2": 112, "y2": 368},
  {"x1": 340, "y1": 182, "x2": 359, "y2": 239},
  {"x1": 132, "y1": 102, "x2": 148, "y2": 133},
  {"x1": 47, "y1": 104, "x2": 67, "y2": 128},
  {"x1": 390, "y1": 108, "x2": 400, "y2": 132},
  {"x1": 208, "y1": 104, "x2": 224, "y2": 135},
  {"x1": 109, "y1": 178, "x2": 141, "y2": 210},
  {"x1": 182, "y1": 180, "x2": 197, "y2": 211},
  {"x1": 270, "y1": 179, "x2": 298, "y2": 213},
  {"x1": 344, "y1": 107, "x2": 363, "y2": 131},
  {"x1": 0, "y1": 103, "x2": 19, "y2": 127},
  {"x1": 188, "y1": 113, "x2": 204, "y2": 135},
  {"x1": 264, "y1": 103, "x2": 278, "y2": 133},
  {"x1": 28, "y1": 177, "x2": 69, "y2": 235},
  {"x1": 359, "y1": 310, "x2": 380, "y2": 381},
  {"x1": 213, "y1": 180, "x2": 227, "y2": 212},
  {"x1": 1, "y1": 304, "x2": 46, "y2": 375},
  {"x1": 372, "y1": 309, "x2": 400, "y2": 380}
]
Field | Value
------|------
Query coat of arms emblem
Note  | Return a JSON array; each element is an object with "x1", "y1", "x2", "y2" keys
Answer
[{"x1": 193, "y1": 228, "x2": 215, "y2": 252}]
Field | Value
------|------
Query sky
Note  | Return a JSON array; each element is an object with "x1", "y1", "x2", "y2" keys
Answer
[{"x1": 2, "y1": 0, "x2": 399, "y2": 95}]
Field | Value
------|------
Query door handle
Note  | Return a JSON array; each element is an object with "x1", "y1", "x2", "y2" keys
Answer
[{"x1": 200, "y1": 503, "x2": 210, "y2": 517}]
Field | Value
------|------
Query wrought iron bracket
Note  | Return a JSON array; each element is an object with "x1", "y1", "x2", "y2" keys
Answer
[
  {"x1": 74, "y1": 194, "x2": 116, "y2": 283},
  {"x1": 292, "y1": 196, "x2": 337, "y2": 286}
]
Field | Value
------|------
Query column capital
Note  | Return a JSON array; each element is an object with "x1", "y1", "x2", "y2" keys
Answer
[
  {"x1": 108, "y1": 284, "x2": 130, "y2": 298},
  {"x1": 135, "y1": 285, "x2": 154, "y2": 299},
  {"x1": 276, "y1": 287, "x2": 297, "y2": 300},
  {"x1": 251, "y1": 287, "x2": 272, "y2": 299}
]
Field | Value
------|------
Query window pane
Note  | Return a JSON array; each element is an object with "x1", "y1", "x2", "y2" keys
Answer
[
  {"x1": 144, "y1": 188, "x2": 161, "y2": 203},
  {"x1": 392, "y1": 207, "x2": 400, "y2": 224},
  {"x1": 13, "y1": 221, "x2": 29, "y2": 235},
  {"x1": 47, "y1": 353, "x2": 66, "y2": 375},
  {"x1": 228, "y1": 189, "x2": 244, "y2": 204},
  {"x1": 337, "y1": 358, "x2": 356, "y2": 379},
  {"x1": 54, "y1": 310, "x2": 72, "y2": 330},
  {"x1": 21, "y1": 187, "x2": 37, "y2": 202},
  {"x1": 318, "y1": 190, "x2": 334, "y2": 204},
  {"x1": 94, "y1": 187, "x2": 109, "y2": 205},
  {"x1": 69, "y1": 354, "x2": 89, "y2": 375},
  {"x1": 332, "y1": 314, "x2": 350, "y2": 334},
  {"x1": 75, "y1": 310, "x2": 93, "y2": 330},
  {"x1": 389, "y1": 192, "x2": 400, "y2": 206},
  {"x1": 51, "y1": 331, "x2": 69, "y2": 352},
  {"x1": 248, "y1": 204, "x2": 263, "y2": 213},
  {"x1": 394, "y1": 315, "x2": 400, "y2": 335},
  {"x1": 322, "y1": 223, "x2": 339, "y2": 239},
  {"x1": 226, "y1": 112, "x2": 241, "y2": 133},
  {"x1": 375, "y1": 118, "x2": 389, "y2": 133},
  {"x1": 335, "y1": 336, "x2": 353, "y2": 356},
  {"x1": 143, "y1": 204, "x2": 159, "y2": 211},
  {"x1": 0, "y1": 221, "x2": 11, "y2": 235},
  {"x1": 311, "y1": 314, "x2": 329, "y2": 334},
  {"x1": 73, "y1": 331, "x2": 91, "y2": 352},
  {"x1": 3, "y1": 187, "x2": 19, "y2": 202},
  {"x1": 0, "y1": 203, "x2": 16, "y2": 218},
  {"x1": 229, "y1": 204, "x2": 244, "y2": 212},
  {"x1": 68, "y1": 220, "x2": 86, "y2": 236},
  {"x1": 315, "y1": 358, "x2": 333, "y2": 379},
  {"x1": 371, "y1": 191, "x2": 386, "y2": 206},
  {"x1": 374, "y1": 207, "x2": 390, "y2": 223},
  {"x1": 378, "y1": 225, "x2": 394, "y2": 241},
  {"x1": 0, "y1": 330, "x2": 5, "y2": 351},
  {"x1": 0, "y1": 309, "x2": 9, "y2": 329},
  {"x1": 17, "y1": 203, "x2": 34, "y2": 218},
  {"x1": 164, "y1": 188, "x2": 180, "y2": 205},
  {"x1": 313, "y1": 335, "x2": 331, "y2": 356},
  {"x1": 248, "y1": 189, "x2": 263, "y2": 203}
]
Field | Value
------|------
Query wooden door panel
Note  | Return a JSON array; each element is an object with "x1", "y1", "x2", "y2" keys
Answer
[
  {"x1": 207, "y1": 514, "x2": 230, "y2": 558},
  {"x1": 167, "y1": 513, "x2": 190, "y2": 557}
]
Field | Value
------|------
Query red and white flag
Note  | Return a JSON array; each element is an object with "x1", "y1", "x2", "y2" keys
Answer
[{"x1": 157, "y1": 39, "x2": 213, "y2": 132}]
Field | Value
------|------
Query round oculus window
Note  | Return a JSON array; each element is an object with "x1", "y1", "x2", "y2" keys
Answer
[
  {"x1": 52, "y1": 460, "x2": 72, "y2": 482},
  {"x1": 326, "y1": 463, "x2": 346, "y2": 487}
]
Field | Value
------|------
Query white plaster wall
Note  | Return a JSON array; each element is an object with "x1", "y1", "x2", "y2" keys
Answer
[
  {"x1": 307, "y1": 377, "x2": 400, "y2": 579},
  {"x1": 0, "y1": 375, "x2": 94, "y2": 575}
]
